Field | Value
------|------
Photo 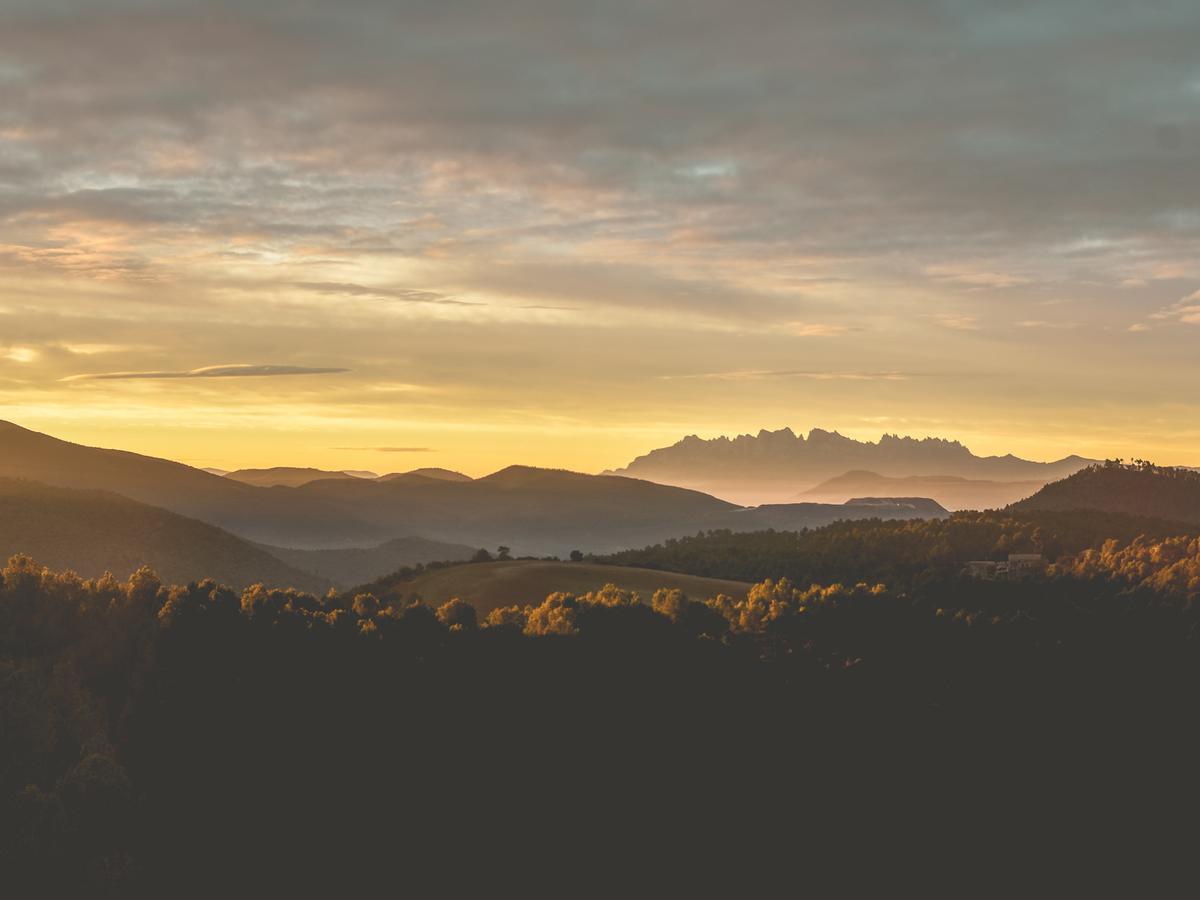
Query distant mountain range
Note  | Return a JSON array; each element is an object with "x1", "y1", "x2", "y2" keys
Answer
[
  {"x1": 225, "y1": 466, "x2": 471, "y2": 488},
  {"x1": 0, "y1": 420, "x2": 950, "y2": 561},
  {"x1": 607, "y1": 427, "x2": 1095, "y2": 505}
]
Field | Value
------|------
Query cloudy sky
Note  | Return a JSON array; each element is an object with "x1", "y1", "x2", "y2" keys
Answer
[{"x1": 1, "y1": 0, "x2": 1198, "y2": 474}]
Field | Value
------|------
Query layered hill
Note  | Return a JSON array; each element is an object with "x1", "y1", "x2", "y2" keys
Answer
[
  {"x1": 0, "y1": 421, "x2": 950, "y2": 556},
  {"x1": 226, "y1": 467, "x2": 373, "y2": 488},
  {"x1": 258, "y1": 536, "x2": 480, "y2": 587},
  {"x1": 290, "y1": 465, "x2": 742, "y2": 555},
  {"x1": 378, "y1": 468, "x2": 472, "y2": 483},
  {"x1": 0, "y1": 420, "x2": 380, "y2": 547},
  {"x1": 0, "y1": 477, "x2": 328, "y2": 591},
  {"x1": 722, "y1": 497, "x2": 948, "y2": 531},
  {"x1": 608, "y1": 427, "x2": 1093, "y2": 504},
  {"x1": 800, "y1": 470, "x2": 1043, "y2": 510},
  {"x1": 1013, "y1": 463, "x2": 1200, "y2": 525}
]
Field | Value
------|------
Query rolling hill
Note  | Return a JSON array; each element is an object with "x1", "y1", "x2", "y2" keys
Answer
[
  {"x1": 377, "y1": 468, "x2": 472, "y2": 483},
  {"x1": 608, "y1": 427, "x2": 1093, "y2": 504},
  {"x1": 350, "y1": 559, "x2": 752, "y2": 617},
  {"x1": 225, "y1": 467, "x2": 372, "y2": 488},
  {"x1": 1012, "y1": 463, "x2": 1200, "y2": 524},
  {"x1": 0, "y1": 477, "x2": 329, "y2": 591},
  {"x1": 291, "y1": 465, "x2": 742, "y2": 556},
  {"x1": 0, "y1": 421, "x2": 950, "y2": 556},
  {"x1": 799, "y1": 470, "x2": 1043, "y2": 510},
  {"x1": 0, "y1": 420, "x2": 380, "y2": 547},
  {"x1": 257, "y1": 536, "x2": 481, "y2": 587}
]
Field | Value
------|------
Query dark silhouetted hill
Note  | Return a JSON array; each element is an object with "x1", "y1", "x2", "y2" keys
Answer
[
  {"x1": 0, "y1": 477, "x2": 328, "y2": 591},
  {"x1": 1012, "y1": 462, "x2": 1200, "y2": 524}
]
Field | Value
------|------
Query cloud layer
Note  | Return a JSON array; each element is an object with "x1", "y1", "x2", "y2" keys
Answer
[
  {"x1": 2, "y1": 1, "x2": 1199, "y2": 470},
  {"x1": 64, "y1": 365, "x2": 349, "y2": 381}
]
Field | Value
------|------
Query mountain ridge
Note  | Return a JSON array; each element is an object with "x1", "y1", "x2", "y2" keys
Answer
[{"x1": 606, "y1": 427, "x2": 1095, "y2": 505}]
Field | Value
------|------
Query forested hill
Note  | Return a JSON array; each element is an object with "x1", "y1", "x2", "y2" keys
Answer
[
  {"x1": 597, "y1": 508, "x2": 1194, "y2": 588},
  {"x1": 0, "y1": 477, "x2": 329, "y2": 591},
  {"x1": 1013, "y1": 461, "x2": 1200, "y2": 524}
]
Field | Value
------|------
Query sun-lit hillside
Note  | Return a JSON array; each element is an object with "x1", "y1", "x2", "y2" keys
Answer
[{"x1": 349, "y1": 559, "x2": 752, "y2": 616}]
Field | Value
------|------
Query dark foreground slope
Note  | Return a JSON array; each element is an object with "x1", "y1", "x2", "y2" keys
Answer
[
  {"x1": 0, "y1": 478, "x2": 328, "y2": 591},
  {"x1": 3, "y1": 558, "x2": 1197, "y2": 893},
  {"x1": 1013, "y1": 461, "x2": 1200, "y2": 524}
]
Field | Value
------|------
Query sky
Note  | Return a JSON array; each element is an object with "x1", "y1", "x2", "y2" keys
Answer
[{"x1": 1, "y1": 0, "x2": 1199, "y2": 475}]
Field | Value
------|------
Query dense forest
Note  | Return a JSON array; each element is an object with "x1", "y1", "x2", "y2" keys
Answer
[
  {"x1": 5, "y1": 532, "x2": 1200, "y2": 891},
  {"x1": 597, "y1": 507, "x2": 1198, "y2": 589}
]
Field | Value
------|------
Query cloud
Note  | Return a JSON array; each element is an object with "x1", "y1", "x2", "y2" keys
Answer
[
  {"x1": 1017, "y1": 320, "x2": 1076, "y2": 329},
  {"x1": 63, "y1": 364, "x2": 349, "y2": 382},
  {"x1": 662, "y1": 370, "x2": 912, "y2": 382},
  {"x1": 332, "y1": 446, "x2": 435, "y2": 453},
  {"x1": 925, "y1": 266, "x2": 1029, "y2": 289},
  {"x1": 1127, "y1": 323, "x2": 1151, "y2": 333},
  {"x1": 785, "y1": 322, "x2": 847, "y2": 337},
  {"x1": 1, "y1": 346, "x2": 38, "y2": 363},
  {"x1": 291, "y1": 282, "x2": 479, "y2": 306},
  {"x1": 929, "y1": 314, "x2": 980, "y2": 331},
  {"x1": 1150, "y1": 290, "x2": 1200, "y2": 324}
]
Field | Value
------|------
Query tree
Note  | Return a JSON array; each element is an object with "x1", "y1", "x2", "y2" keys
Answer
[
  {"x1": 570, "y1": 550, "x2": 584, "y2": 562},
  {"x1": 496, "y1": 546, "x2": 512, "y2": 561},
  {"x1": 436, "y1": 598, "x2": 477, "y2": 631}
]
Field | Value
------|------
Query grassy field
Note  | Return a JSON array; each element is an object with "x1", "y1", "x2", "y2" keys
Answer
[{"x1": 390, "y1": 560, "x2": 752, "y2": 616}]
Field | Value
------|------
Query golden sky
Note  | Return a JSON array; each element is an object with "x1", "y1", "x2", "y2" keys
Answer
[{"x1": 2, "y1": 2, "x2": 1199, "y2": 475}]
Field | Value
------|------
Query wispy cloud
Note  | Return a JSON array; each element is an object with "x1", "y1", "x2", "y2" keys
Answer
[
  {"x1": 785, "y1": 322, "x2": 848, "y2": 337},
  {"x1": 63, "y1": 364, "x2": 349, "y2": 382},
  {"x1": 924, "y1": 265, "x2": 1029, "y2": 289},
  {"x1": 929, "y1": 313, "x2": 980, "y2": 331},
  {"x1": 291, "y1": 282, "x2": 480, "y2": 306},
  {"x1": 1150, "y1": 290, "x2": 1200, "y2": 325},
  {"x1": 332, "y1": 446, "x2": 436, "y2": 453},
  {"x1": 661, "y1": 370, "x2": 912, "y2": 382},
  {"x1": 1017, "y1": 320, "x2": 1076, "y2": 329}
]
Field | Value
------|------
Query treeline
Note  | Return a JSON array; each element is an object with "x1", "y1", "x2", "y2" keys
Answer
[
  {"x1": 5, "y1": 549, "x2": 1200, "y2": 891},
  {"x1": 596, "y1": 509, "x2": 1197, "y2": 588}
]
